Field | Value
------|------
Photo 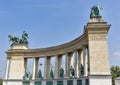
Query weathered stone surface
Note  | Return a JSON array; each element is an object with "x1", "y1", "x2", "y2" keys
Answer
[{"x1": 4, "y1": 16, "x2": 111, "y2": 85}]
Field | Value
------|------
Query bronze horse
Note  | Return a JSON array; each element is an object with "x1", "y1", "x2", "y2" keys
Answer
[{"x1": 8, "y1": 31, "x2": 29, "y2": 45}]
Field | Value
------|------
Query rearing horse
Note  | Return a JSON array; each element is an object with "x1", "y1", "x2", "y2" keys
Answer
[
  {"x1": 8, "y1": 35, "x2": 19, "y2": 45},
  {"x1": 8, "y1": 31, "x2": 29, "y2": 46}
]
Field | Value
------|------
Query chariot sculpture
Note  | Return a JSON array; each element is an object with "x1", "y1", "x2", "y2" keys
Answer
[{"x1": 8, "y1": 31, "x2": 29, "y2": 46}]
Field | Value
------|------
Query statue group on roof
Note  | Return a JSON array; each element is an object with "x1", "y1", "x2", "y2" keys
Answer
[{"x1": 8, "y1": 31, "x2": 29, "y2": 46}]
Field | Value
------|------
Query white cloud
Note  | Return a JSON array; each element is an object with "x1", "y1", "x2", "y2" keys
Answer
[{"x1": 113, "y1": 51, "x2": 120, "y2": 57}]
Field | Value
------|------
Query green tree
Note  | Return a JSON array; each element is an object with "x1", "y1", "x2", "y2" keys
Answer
[
  {"x1": 110, "y1": 66, "x2": 120, "y2": 85},
  {"x1": 0, "y1": 78, "x2": 3, "y2": 85}
]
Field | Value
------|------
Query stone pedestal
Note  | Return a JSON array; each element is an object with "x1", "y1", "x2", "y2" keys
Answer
[
  {"x1": 11, "y1": 44, "x2": 28, "y2": 49},
  {"x1": 85, "y1": 16, "x2": 111, "y2": 85},
  {"x1": 7, "y1": 44, "x2": 28, "y2": 79}
]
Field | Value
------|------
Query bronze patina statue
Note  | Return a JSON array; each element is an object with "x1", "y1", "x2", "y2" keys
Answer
[
  {"x1": 8, "y1": 31, "x2": 29, "y2": 46},
  {"x1": 37, "y1": 70, "x2": 42, "y2": 79},
  {"x1": 50, "y1": 68, "x2": 54, "y2": 78},
  {"x1": 59, "y1": 67, "x2": 64, "y2": 78},
  {"x1": 70, "y1": 66, "x2": 75, "y2": 77},
  {"x1": 23, "y1": 72, "x2": 32, "y2": 80},
  {"x1": 90, "y1": 5, "x2": 102, "y2": 18},
  {"x1": 80, "y1": 64, "x2": 84, "y2": 76}
]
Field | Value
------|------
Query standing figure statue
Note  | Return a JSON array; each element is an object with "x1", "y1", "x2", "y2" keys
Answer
[
  {"x1": 37, "y1": 69, "x2": 42, "y2": 79},
  {"x1": 50, "y1": 68, "x2": 54, "y2": 79},
  {"x1": 23, "y1": 72, "x2": 32, "y2": 80},
  {"x1": 90, "y1": 5, "x2": 102, "y2": 18},
  {"x1": 70, "y1": 66, "x2": 75, "y2": 77},
  {"x1": 80, "y1": 64, "x2": 84, "y2": 76},
  {"x1": 19, "y1": 31, "x2": 29, "y2": 45},
  {"x1": 59, "y1": 67, "x2": 64, "y2": 78}
]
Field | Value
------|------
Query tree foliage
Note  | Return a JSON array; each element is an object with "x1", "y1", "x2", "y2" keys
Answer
[
  {"x1": 110, "y1": 66, "x2": 120, "y2": 85},
  {"x1": 0, "y1": 78, "x2": 3, "y2": 85}
]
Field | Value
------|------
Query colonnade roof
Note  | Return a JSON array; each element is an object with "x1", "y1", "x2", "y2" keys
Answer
[{"x1": 6, "y1": 34, "x2": 87, "y2": 57}]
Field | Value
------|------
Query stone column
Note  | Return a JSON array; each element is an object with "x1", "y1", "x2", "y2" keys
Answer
[
  {"x1": 44, "y1": 56, "x2": 51, "y2": 79},
  {"x1": 77, "y1": 50, "x2": 81, "y2": 77},
  {"x1": 74, "y1": 50, "x2": 78, "y2": 77},
  {"x1": 80, "y1": 47, "x2": 86, "y2": 76},
  {"x1": 83, "y1": 47, "x2": 87, "y2": 76},
  {"x1": 87, "y1": 47, "x2": 90, "y2": 75},
  {"x1": 54, "y1": 55, "x2": 58, "y2": 79},
  {"x1": 58, "y1": 55, "x2": 62, "y2": 71},
  {"x1": 5, "y1": 57, "x2": 10, "y2": 79},
  {"x1": 32, "y1": 58, "x2": 39, "y2": 80},
  {"x1": 65, "y1": 53, "x2": 72, "y2": 78},
  {"x1": 54, "y1": 55, "x2": 62, "y2": 79},
  {"x1": 24, "y1": 58, "x2": 27, "y2": 73}
]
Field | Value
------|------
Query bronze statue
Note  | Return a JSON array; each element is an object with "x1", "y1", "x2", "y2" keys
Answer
[
  {"x1": 59, "y1": 67, "x2": 64, "y2": 78},
  {"x1": 37, "y1": 70, "x2": 42, "y2": 78},
  {"x1": 90, "y1": 5, "x2": 102, "y2": 18},
  {"x1": 8, "y1": 35, "x2": 19, "y2": 45},
  {"x1": 70, "y1": 66, "x2": 75, "y2": 77},
  {"x1": 8, "y1": 31, "x2": 29, "y2": 46},
  {"x1": 19, "y1": 31, "x2": 29, "y2": 45},
  {"x1": 23, "y1": 72, "x2": 32, "y2": 80},
  {"x1": 50, "y1": 68, "x2": 53, "y2": 78},
  {"x1": 80, "y1": 64, "x2": 84, "y2": 76}
]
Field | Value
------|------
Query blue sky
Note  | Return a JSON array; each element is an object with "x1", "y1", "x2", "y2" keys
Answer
[{"x1": 0, "y1": 0, "x2": 120, "y2": 77}]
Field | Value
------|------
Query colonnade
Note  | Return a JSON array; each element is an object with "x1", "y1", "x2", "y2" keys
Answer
[
  {"x1": 5, "y1": 46, "x2": 89, "y2": 80},
  {"x1": 3, "y1": 15, "x2": 112, "y2": 85}
]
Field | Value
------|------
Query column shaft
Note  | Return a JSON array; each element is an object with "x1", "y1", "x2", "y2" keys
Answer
[
  {"x1": 83, "y1": 47, "x2": 87, "y2": 76},
  {"x1": 74, "y1": 50, "x2": 78, "y2": 77},
  {"x1": 32, "y1": 58, "x2": 39, "y2": 79},
  {"x1": 44, "y1": 57, "x2": 51, "y2": 79},
  {"x1": 80, "y1": 47, "x2": 86, "y2": 76},
  {"x1": 54, "y1": 55, "x2": 58, "y2": 79},
  {"x1": 5, "y1": 58, "x2": 10, "y2": 79},
  {"x1": 78, "y1": 50, "x2": 81, "y2": 77},
  {"x1": 54, "y1": 55, "x2": 62, "y2": 79},
  {"x1": 24, "y1": 58, "x2": 27, "y2": 73},
  {"x1": 65, "y1": 53, "x2": 72, "y2": 77}
]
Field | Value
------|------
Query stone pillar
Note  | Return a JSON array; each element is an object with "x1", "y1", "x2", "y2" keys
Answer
[
  {"x1": 54, "y1": 55, "x2": 62, "y2": 79},
  {"x1": 80, "y1": 47, "x2": 87, "y2": 76},
  {"x1": 5, "y1": 57, "x2": 10, "y2": 79},
  {"x1": 80, "y1": 48, "x2": 84, "y2": 65},
  {"x1": 80, "y1": 47, "x2": 85, "y2": 76},
  {"x1": 9, "y1": 57, "x2": 25, "y2": 79},
  {"x1": 24, "y1": 58, "x2": 27, "y2": 73},
  {"x1": 54, "y1": 55, "x2": 58, "y2": 79},
  {"x1": 74, "y1": 50, "x2": 78, "y2": 77},
  {"x1": 77, "y1": 50, "x2": 81, "y2": 77},
  {"x1": 7, "y1": 44, "x2": 28, "y2": 79},
  {"x1": 65, "y1": 53, "x2": 72, "y2": 78},
  {"x1": 85, "y1": 16, "x2": 111, "y2": 85},
  {"x1": 44, "y1": 56, "x2": 51, "y2": 79},
  {"x1": 32, "y1": 58, "x2": 39, "y2": 80},
  {"x1": 83, "y1": 47, "x2": 87, "y2": 76}
]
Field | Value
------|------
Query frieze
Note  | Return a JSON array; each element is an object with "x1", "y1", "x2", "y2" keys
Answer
[{"x1": 89, "y1": 35, "x2": 107, "y2": 41}]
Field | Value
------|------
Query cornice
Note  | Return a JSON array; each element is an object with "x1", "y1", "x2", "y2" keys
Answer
[{"x1": 6, "y1": 34, "x2": 87, "y2": 57}]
